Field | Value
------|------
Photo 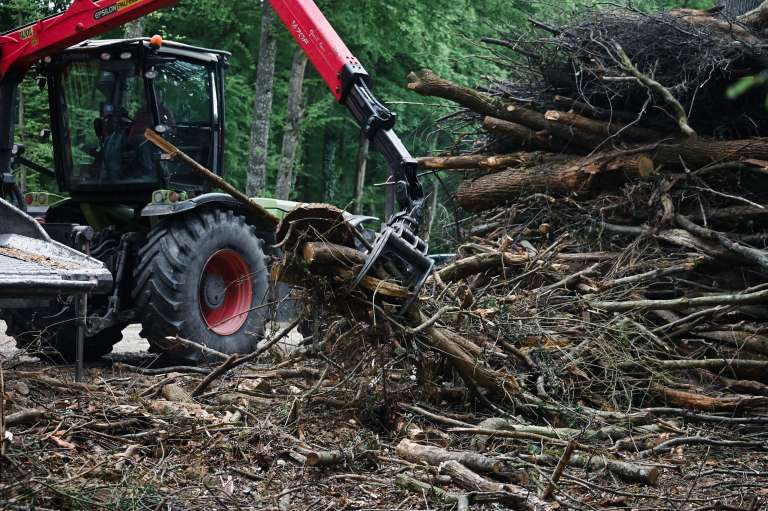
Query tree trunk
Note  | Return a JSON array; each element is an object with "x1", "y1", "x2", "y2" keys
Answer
[
  {"x1": 419, "y1": 182, "x2": 438, "y2": 242},
  {"x1": 124, "y1": 19, "x2": 144, "y2": 38},
  {"x1": 353, "y1": 134, "x2": 370, "y2": 214},
  {"x1": 246, "y1": 5, "x2": 278, "y2": 197},
  {"x1": 275, "y1": 50, "x2": 308, "y2": 200},
  {"x1": 322, "y1": 130, "x2": 339, "y2": 202}
]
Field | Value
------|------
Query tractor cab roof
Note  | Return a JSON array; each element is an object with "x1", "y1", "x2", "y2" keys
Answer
[{"x1": 62, "y1": 37, "x2": 230, "y2": 64}]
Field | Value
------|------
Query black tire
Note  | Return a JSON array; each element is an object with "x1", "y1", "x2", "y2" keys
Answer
[
  {"x1": 6, "y1": 311, "x2": 124, "y2": 362},
  {"x1": 132, "y1": 208, "x2": 269, "y2": 360}
]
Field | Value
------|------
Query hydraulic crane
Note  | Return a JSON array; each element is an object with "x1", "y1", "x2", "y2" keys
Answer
[{"x1": 0, "y1": 0, "x2": 432, "y2": 362}]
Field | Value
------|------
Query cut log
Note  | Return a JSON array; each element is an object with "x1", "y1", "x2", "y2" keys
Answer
[
  {"x1": 456, "y1": 152, "x2": 654, "y2": 210},
  {"x1": 591, "y1": 287, "x2": 768, "y2": 312},
  {"x1": 395, "y1": 439, "x2": 503, "y2": 474},
  {"x1": 302, "y1": 242, "x2": 367, "y2": 268},
  {"x1": 544, "y1": 109, "x2": 665, "y2": 142},
  {"x1": 436, "y1": 252, "x2": 530, "y2": 283},
  {"x1": 482, "y1": 116, "x2": 569, "y2": 153},
  {"x1": 5, "y1": 408, "x2": 47, "y2": 427},
  {"x1": 699, "y1": 370, "x2": 768, "y2": 396},
  {"x1": 695, "y1": 330, "x2": 768, "y2": 356},
  {"x1": 653, "y1": 137, "x2": 768, "y2": 171},
  {"x1": 438, "y1": 460, "x2": 506, "y2": 491},
  {"x1": 417, "y1": 152, "x2": 545, "y2": 172},
  {"x1": 421, "y1": 323, "x2": 521, "y2": 397}
]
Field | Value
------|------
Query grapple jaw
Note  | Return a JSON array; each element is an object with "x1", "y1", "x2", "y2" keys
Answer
[{"x1": 353, "y1": 211, "x2": 434, "y2": 314}]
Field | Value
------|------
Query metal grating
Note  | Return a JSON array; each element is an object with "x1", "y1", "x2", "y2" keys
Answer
[{"x1": 717, "y1": 0, "x2": 762, "y2": 17}]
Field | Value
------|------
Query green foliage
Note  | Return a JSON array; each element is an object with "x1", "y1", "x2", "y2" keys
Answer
[
  {"x1": 5, "y1": 0, "x2": 712, "y2": 212},
  {"x1": 727, "y1": 71, "x2": 768, "y2": 108}
]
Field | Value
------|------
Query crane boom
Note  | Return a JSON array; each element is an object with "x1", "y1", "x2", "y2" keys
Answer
[{"x1": 0, "y1": 0, "x2": 178, "y2": 79}]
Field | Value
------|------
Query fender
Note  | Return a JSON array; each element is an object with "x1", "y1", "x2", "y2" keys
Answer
[
  {"x1": 140, "y1": 193, "x2": 280, "y2": 232},
  {"x1": 142, "y1": 193, "x2": 379, "y2": 231}
]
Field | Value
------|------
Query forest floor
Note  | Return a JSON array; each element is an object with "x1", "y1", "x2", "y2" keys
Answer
[{"x1": 1, "y1": 320, "x2": 766, "y2": 510}]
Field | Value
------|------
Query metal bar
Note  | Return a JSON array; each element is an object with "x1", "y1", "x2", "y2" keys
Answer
[
  {"x1": 74, "y1": 293, "x2": 86, "y2": 381},
  {"x1": 0, "y1": 279, "x2": 97, "y2": 294}
]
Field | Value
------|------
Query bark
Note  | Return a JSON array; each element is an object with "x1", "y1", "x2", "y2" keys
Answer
[
  {"x1": 422, "y1": 323, "x2": 521, "y2": 397},
  {"x1": 544, "y1": 109, "x2": 664, "y2": 142},
  {"x1": 653, "y1": 384, "x2": 768, "y2": 411},
  {"x1": 275, "y1": 50, "x2": 309, "y2": 200},
  {"x1": 613, "y1": 44, "x2": 696, "y2": 137},
  {"x1": 456, "y1": 152, "x2": 654, "y2": 211},
  {"x1": 145, "y1": 130, "x2": 279, "y2": 227},
  {"x1": 395, "y1": 439, "x2": 503, "y2": 473},
  {"x1": 322, "y1": 130, "x2": 339, "y2": 202},
  {"x1": 526, "y1": 453, "x2": 659, "y2": 485},
  {"x1": 591, "y1": 287, "x2": 768, "y2": 312},
  {"x1": 482, "y1": 117, "x2": 566, "y2": 152},
  {"x1": 353, "y1": 134, "x2": 370, "y2": 214},
  {"x1": 699, "y1": 370, "x2": 768, "y2": 396},
  {"x1": 436, "y1": 252, "x2": 530, "y2": 283},
  {"x1": 438, "y1": 461, "x2": 545, "y2": 509},
  {"x1": 302, "y1": 242, "x2": 367, "y2": 268},
  {"x1": 652, "y1": 137, "x2": 768, "y2": 171},
  {"x1": 676, "y1": 215, "x2": 768, "y2": 271},
  {"x1": 695, "y1": 330, "x2": 768, "y2": 356},
  {"x1": 540, "y1": 441, "x2": 575, "y2": 500},
  {"x1": 438, "y1": 460, "x2": 507, "y2": 491},
  {"x1": 246, "y1": 5, "x2": 278, "y2": 197},
  {"x1": 302, "y1": 449, "x2": 349, "y2": 467},
  {"x1": 5, "y1": 408, "x2": 47, "y2": 427},
  {"x1": 417, "y1": 152, "x2": 547, "y2": 172},
  {"x1": 395, "y1": 474, "x2": 468, "y2": 508}
]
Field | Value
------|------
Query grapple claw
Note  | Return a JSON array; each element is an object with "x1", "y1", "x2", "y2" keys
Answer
[{"x1": 353, "y1": 215, "x2": 433, "y2": 314}]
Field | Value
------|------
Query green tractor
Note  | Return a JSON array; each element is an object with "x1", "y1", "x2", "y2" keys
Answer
[{"x1": 5, "y1": 37, "x2": 297, "y2": 361}]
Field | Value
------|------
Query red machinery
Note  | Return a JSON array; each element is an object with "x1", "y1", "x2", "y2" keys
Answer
[{"x1": 1, "y1": 0, "x2": 431, "y2": 311}]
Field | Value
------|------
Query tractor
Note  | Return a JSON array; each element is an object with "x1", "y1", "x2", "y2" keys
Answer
[
  {"x1": 0, "y1": 0, "x2": 433, "y2": 364},
  {"x1": 5, "y1": 37, "x2": 279, "y2": 361}
]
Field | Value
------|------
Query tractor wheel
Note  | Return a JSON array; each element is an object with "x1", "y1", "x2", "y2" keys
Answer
[
  {"x1": 133, "y1": 208, "x2": 269, "y2": 360},
  {"x1": 5, "y1": 311, "x2": 124, "y2": 362}
]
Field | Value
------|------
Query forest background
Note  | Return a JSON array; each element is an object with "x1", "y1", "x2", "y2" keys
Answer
[{"x1": 1, "y1": 0, "x2": 711, "y2": 223}]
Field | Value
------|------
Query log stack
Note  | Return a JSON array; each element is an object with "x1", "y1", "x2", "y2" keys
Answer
[{"x1": 395, "y1": 0, "x2": 768, "y2": 461}]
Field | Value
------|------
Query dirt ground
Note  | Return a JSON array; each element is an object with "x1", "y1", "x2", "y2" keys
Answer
[{"x1": 1, "y1": 322, "x2": 766, "y2": 510}]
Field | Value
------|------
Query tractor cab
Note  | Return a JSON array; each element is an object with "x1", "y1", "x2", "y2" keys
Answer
[{"x1": 43, "y1": 38, "x2": 228, "y2": 205}]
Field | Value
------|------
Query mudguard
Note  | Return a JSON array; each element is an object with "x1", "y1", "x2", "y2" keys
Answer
[{"x1": 141, "y1": 193, "x2": 379, "y2": 232}]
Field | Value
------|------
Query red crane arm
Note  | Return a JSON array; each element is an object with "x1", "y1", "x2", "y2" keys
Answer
[
  {"x1": 0, "y1": 0, "x2": 178, "y2": 79},
  {"x1": 269, "y1": 0, "x2": 433, "y2": 300},
  {"x1": 269, "y1": 0, "x2": 363, "y2": 102}
]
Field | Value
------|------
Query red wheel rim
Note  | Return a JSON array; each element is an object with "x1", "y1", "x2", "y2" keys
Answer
[{"x1": 199, "y1": 249, "x2": 253, "y2": 336}]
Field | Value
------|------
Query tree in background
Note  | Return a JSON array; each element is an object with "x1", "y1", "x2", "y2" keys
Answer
[
  {"x1": 275, "y1": 50, "x2": 308, "y2": 199},
  {"x1": 246, "y1": 4, "x2": 278, "y2": 197}
]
